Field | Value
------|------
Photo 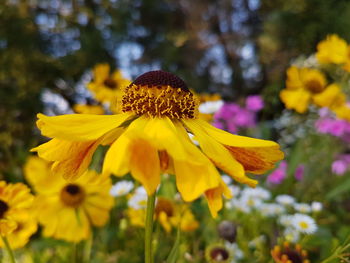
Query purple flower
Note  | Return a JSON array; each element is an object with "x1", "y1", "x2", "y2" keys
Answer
[
  {"x1": 332, "y1": 160, "x2": 347, "y2": 175},
  {"x1": 246, "y1": 95, "x2": 264, "y2": 112},
  {"x1": 267, "y1": 161, "x2": 287, "y2": 184},
  {"x1": 294, "y1": 164, "x2": 305, "y2": 181}
]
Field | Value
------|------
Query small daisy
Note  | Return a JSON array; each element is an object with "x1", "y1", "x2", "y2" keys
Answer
[
  {"x1": 198, "y1": 100, "x2": 224, "y2": 114},
  {"x1": 260, "y1": 203, "x2": 285, "y2": 217},
  {"x1": 311, "y1": 201, "x2": 323, "y2": 212},
  {"x1": 110, "y1": 180, "x2": 134, "y2": 197},
  {"x1": 241, "y1": 187, "x2": 271, "y2": 200},
  {"x1": 284, "y1": 227, "x2": 300, "y2": 243},
  {"x1": 228, "y1": 185, "x2": 240, "y2": 197},
  {"x1": 292, "y1": 213, "x2": 317, "y2": 234},
  {"x1": 128, "y1": 191, "x2": 148, "y2": 210},
  {"x1": 276, "y1": 195, "x2": 295, "y2": 206},
  {"x1": 294, "y1": 203, "x2": 312, "y2": 213},
  {"x1": 279, "y1": 215, "x2": 294, "y2": 228}
]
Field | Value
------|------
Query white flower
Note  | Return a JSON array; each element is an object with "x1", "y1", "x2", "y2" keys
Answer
[
  {"x1": 260, "y1": 203, "x2": 285, "y2": 217},
  {"x1": 222, "y1": 175, "x2": 233, "y2": 185},
  {"x1": 239, "y1": 195, "x2": 263, "y2": 210},
  {"x1": 228, "y1": 185, "x2": 240, "y2": 197},
  {"x1": 128, "y1": 191, "x2": 147, "y2": 210},
  {"x1": 225, "y1": 242, "x2": 243, "y2": 260},
  {"x1": 284, "y1": 227, "x2": 300, "y2": 243},
  {"x1": 294, "y1": 203, "x2": 311, "y2": 213},
  {"x1": 228, "y1": 199, "x2": 251, "y2": 213},
  {"x1": 291, "y1": 213, "x2": 317, "y2": 234},
  {"x1": 241, "y1": 187, "x2": 271, "y2": 200},
  {"x1": 276, "y1": 195, "x2": 295, "y2": 206},
  {"x1": 134, "y1": 186, "x2": 147, "y2": 195},
  {"x1": 279, "y1": 215, "x2": 294, "y2": 228},
  {"x1": 248, "y1": 235, "x2": 266, "y2": 248},
  {"x1": 311, "y1": 201, "x2": 323, "y2": 212},
  {"x1": 110, "y1": 180, "x2": 134, "y2": 197},
  {"x1": 198, "y1": 100, "x2": 224, "y2": 114}
]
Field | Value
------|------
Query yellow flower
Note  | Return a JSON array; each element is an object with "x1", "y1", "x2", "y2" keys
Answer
[
  {"x1": 0, "y1": 215, "x2": 38, "y2": 249},
  {"x1": 333, "y1": 104, "x2": 350, "y2": 121},
  {"x1": 127, "y1": 208, "x2": 146, "y2": 228},
  {"x1": 73, "y1": 104, "x2": 105, "y2": 115},
  {"x1": 271, "y1": 242, "x2": 310, "y2": 263},
  {"x1": 155, "y1": 197, "x2": 198, "y2": 233},
  {"x1": 343, "y1": 46, "x2": 350, "y2": 72},
  {"x1": 280, "y1": 66, "x2": 327, "y2": 113},
  {"x1": 24, "y1": 156, "x2": 114, "y2": 242},
  {"x1": 313, "y1": 83, "x2": 346, "y2": 109},
  {"x1": 87, "y1": 64, "x2": 131, "y2": 113},
  {"x1": 316, "y1": 35, "x2": 348, "y2": 64},
  {"x1": 0, "y1": 181, "x2": 34, "y2": 237},
  {"x1": 32, "y1": 71, "x2": 283, "y2": 217}
]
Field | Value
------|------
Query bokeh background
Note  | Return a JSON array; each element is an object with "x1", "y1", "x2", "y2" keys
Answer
[{"x1": 2, "y1": 0, "x2": 350, "y2": 179}]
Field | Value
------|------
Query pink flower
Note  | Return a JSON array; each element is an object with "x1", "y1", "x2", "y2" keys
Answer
[
  {"x1": 267, "y1": 161, "x2": 287, "y2": 184},
  {"x1": 294, "y1": 164, "x2": 305, "y2": 181},
  {"x1": 246, "y1": 95, "x2": 264, "y2": 112}
]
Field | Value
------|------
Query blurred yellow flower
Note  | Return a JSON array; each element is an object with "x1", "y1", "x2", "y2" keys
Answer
[
  {"x1": 313, "y1": 83, "x2": 346, "y2": 109},
  {"x1": 0, "y1": 181, "x2": 34, "y2": 237},
  {"x1": 334, "y1": 104, "x2": 350, "y2": 122},
  {"x1": 127, "y1": 208, "x2": 146, "y2": 228},
  {"x1": 0, "y1": 215, "x2": 37, "y2": 249},
  {"x1": 316, "y1": 34, "x2": 348, "y2": 64},
  {"x1": 155, "y1": 197, "x2": 198, "y2": 233},
  {"x1": 280, "y1": 66, "x2": 327, "y2": 113},
  {"x1": 32, "y1": 71, "x2": 283, "y2": 217},
  {"x1": 24, "y1": 156, "x2": 114, "y2": 242},
  {"x1": 271, "y1": 242, "x2": 309, "y2": 263},
  {"x1": 87, "y1": 64, "x2": 131, "y2": 113},
  {"x1": 73, "y1": 104, "x2": 105, "y2": 115}
]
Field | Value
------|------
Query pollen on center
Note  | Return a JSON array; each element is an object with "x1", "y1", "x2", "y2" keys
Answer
[{"x1": 121, "y1": 70, "x2": 198, "y2": 119}]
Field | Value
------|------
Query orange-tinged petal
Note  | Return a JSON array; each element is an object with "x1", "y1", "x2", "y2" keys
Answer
[
  {"x1": 183, "y1": 119, "x2": 258, "y2": 187},
  {"x1": 189, "y1": 119, "x2": 284, "y2": 174},
  {"x1": 280, "y1": 88, "x2": 311, "y2": 113},
  {"x1": 36, "y1": 112, "x2": 132, "y2": 141},
  {"x1": 205, "y1": 180, "x2": 232, "y2": 218},
  {"x1": 129, "y1": 137, "x2": 161, "y2": 196},
  {"x1": 32, "y1": 139, "x2": 100, "y2": 180}
]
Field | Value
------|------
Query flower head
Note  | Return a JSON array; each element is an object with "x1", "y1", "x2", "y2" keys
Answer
[
  {"x1": 291, "y1": 214, "x2": 317, "y2": 234},
  {"x1": 246, "y1": 95, "x2": 264, "y2": 112},
  {"x1": 0, "y1": 181, "x2": 34, "y2": 237},
  {"x1": 110, "y1": 180, "x2": 134, "y2": 197},
  {"x1": 280, "y1": 66, "x2": 327, "y2": 113},
  {"x1": 316, "y1": 34, "x2": 348, "y2": 64},
  {"x1": 276, "y1": 195, "x2": 295, "y2": 206},
  {"x1": 271, "y1": 242, "x2": 310, "y2": 263},
  {"x1": 87, "y1": 63, "x2": 131, "y2": 113},
  {"x1": 32, "y1": 70, "x2": 283, "y2": 217},
  {"x1": 24, "y1": 156, "x2": 114, "y2": 242},
  {"x1": 205, "y1": 243, "x2": 232, "y2": 263},
  {"x1": 267, "y1": 161, "x2": 287, "y2": 184}
]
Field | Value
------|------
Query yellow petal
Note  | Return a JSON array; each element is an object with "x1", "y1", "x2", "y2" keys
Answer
[
  {"x1": 280, "y1": 88, "x2": 311, "y2": 113},
  {"x1": 183, "y1": 119, "x2": 257, "y2": 187},
  {"x1": 188, "y1": 119, "x2": 284, "y2": 174},
  {"x1": 313, "y1": 83, "x2": 346, "y2": 109},
  {"x1": 36, "y1": 112, "x2": 132, "y2": 141},
  {"x1": 205, "y1": 180, "x2": 232, "y2": 218},
  {"x1": 173, "y1": 124, "x2": 221, "y2": 201},
  {"x1": 32, "y1": 139, "x2": 99, "y2": 180}
]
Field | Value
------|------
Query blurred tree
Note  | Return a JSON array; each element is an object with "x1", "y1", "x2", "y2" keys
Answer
[{"x1": 1, "y1": 0, "x2": 350, "y2": 178}]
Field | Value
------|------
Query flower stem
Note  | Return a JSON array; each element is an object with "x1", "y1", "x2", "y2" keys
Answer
[
  {"x1": 145, "y1": 192, "x2": 156, "y2": 263},
  {"x1": 1, "y1": 235, "x2": 16, "y2": 263}
]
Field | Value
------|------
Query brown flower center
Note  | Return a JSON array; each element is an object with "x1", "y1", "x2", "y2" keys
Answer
[
  {"x1": 283, "y1": 249, "x2": 303, "y2": 263},
  {"x1": 122, "y1": 70, "x2": 197, "y2": 119},
  {"x1": 60, "y1": 184, "x2": 85, "y2": 208},
  {"x1": 210, "y1": 247, "x2": 229, "y2": 261},
  {"x1": 155, "y1": 198, "x2": 174, "y2": 217},
  {"x1": 305, "y1": 79, "x2": 324, "y2": 93},
  {"x1": 103, "y1": 78, "x2": 117, "y2": 89},
  {"x1": 0, "y1": 200, "x2": 9, "y2": 219}
]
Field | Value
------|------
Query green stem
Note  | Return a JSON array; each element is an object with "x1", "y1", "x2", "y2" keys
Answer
[
  {"x1": 1, "y1": 235, "x2": 16, "y2": 263},
  {"x1": 145, "y1": 192, "x2": 156, "y2": 263}
]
